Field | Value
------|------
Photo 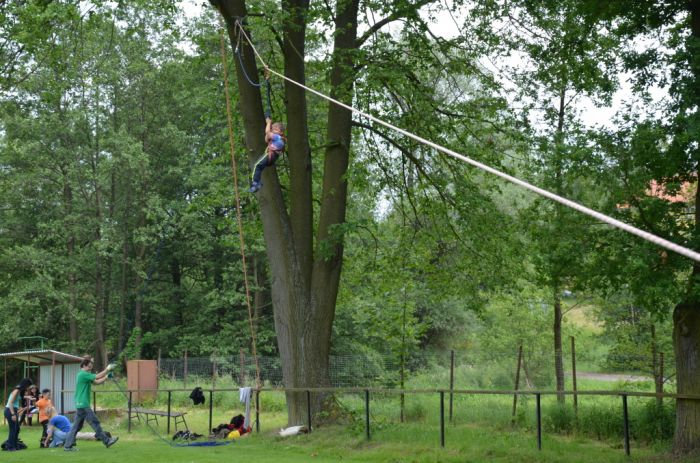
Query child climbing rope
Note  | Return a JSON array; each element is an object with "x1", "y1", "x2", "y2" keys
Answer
[{"x1": 249, "y1": 117, "x2": 285, "y2": 193}]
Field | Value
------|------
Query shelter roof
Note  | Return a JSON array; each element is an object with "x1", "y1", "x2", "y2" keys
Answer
[{"x1": 0, "y1": 349, "x2": 82, "y2": 365}]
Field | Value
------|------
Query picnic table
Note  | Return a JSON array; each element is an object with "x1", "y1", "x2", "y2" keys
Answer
[{"x1": 129, "y1": 407, "x2": 188, "y2": 431}]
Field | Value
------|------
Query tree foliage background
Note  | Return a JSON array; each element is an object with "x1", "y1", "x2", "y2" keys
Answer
[{"x1": 1, "y1": 0, "x2": 699, "y2": 451}]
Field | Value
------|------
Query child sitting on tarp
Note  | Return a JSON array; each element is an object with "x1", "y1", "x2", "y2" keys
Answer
[{"x1": 211, "y1": 414, "x2": 251, "y2": 439}]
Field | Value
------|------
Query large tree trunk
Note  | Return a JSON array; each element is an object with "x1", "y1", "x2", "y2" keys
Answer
[
  {"x1": 211, "y1": 0, "x2": 358, "y2": 424},
  {"x1": 673, "y1": 0, "x2": 700, "y2": 454},
  {"x1": 673, "y1": 301, "x2": 700, "y2": 452}
]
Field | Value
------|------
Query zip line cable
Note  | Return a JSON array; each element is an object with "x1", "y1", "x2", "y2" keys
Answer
[
  {"x1": 233, "y1": 20, "x2": 700, "y2": 264},
  {"x1": 219, "y1": 24, "x2": 262, "y2": 389}
]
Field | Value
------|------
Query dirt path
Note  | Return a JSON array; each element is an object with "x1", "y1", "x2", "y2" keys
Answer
[{"x1": 574, "y1": 372, "x2": 651, "y2": 382}]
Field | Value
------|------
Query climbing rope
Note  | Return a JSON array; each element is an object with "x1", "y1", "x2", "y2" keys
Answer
[
  {"x1": 233, "y1": 23, "x2": 272, "y2": 118},
  {"x1": 233, "y1": 20, "x2": 700, "y2": 264},
  {"x1": 219, "y1": 24, "x2": 262, "y2": 389}
]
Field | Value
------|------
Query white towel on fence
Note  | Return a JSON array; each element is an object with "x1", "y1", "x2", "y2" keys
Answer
[{"x1": 239, "y1": 387, "x2": 252, "y2": 429}]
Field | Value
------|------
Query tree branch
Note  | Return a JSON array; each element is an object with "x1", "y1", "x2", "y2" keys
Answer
[{"x1": 357, "y1": 0, "x2": 435, "y2": 47}]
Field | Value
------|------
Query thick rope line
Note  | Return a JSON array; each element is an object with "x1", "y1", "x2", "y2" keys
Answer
[
  {"x1": 235, "y1": 21, "x2": 700, "y2": 264},
  {"x1": 219, "y1": 27, "x2": 262, "y2": 388}
]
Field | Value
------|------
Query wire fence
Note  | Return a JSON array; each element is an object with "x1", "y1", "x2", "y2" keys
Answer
[{"x1": 156, "y1": 345, "x2": 676, "y2": 391}]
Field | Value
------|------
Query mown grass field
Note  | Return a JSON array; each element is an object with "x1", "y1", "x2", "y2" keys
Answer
[{"x1": 0, "y1": 389, "x2": 694, "y2": 463}]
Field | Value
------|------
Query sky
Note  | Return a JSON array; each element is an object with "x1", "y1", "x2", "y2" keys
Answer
[{"x1": 179, "y1": 0, "x2": 666, "y2": 132}]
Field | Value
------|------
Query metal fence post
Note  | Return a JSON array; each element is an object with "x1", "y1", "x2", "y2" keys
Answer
[
  {"x1": 571, "y1": 336, "x2": 578, "y2": 414},
  {"x1": 536, "y1": 393, "x2": 542, "y2": 450},
  {"x1": 128, "y1": 391, "x2": 133, "y2": 433},
  {"x1": 365, "y1": 389, "x2": 370, "y2": 441},
  {"x1": 167, "y1": 391, "x2": 172, "y2": 435},
  {"x1": 622, "y1": 394, "x2": 630, "y2": 456},
  {"x1": 440, "y1": 391, "x2": 445, "y2": 448},
  {"x1": 209, "y1": 390, "x2": 213, "y2": 434},
  {"x1": 255, "y1": 389, "x2": 260, "y2": 433},
  {"x1": 307, "y1": 390, "x2": 312, "y2": 433}
]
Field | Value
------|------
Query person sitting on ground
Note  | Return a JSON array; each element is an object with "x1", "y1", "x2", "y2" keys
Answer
[
  {"x1": 44, "y1": 407, "x2": 71, "y2": 448},
  {"x1": 211, "y1": 413, "x2": 251, "y2": 439},
  {"x1": 249, "y1": 118, "x2": 286, "y2": 193},
  {"x1": 36, "y1": 389, "x2": 53, "y2": 447}
]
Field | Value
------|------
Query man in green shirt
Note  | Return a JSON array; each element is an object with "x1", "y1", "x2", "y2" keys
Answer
[{"x1": 63, "y1": 356, "x2": 118, "y2": 451}]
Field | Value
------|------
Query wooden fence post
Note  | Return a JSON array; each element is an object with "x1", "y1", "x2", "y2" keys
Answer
[
  {"x1": 449, "y1": 350, "x2": 455, "y2": 423},
  {"x1": 239, "y1": 349, "x2": 246, "y2": 385},
  {"x1": 183, "y1": 349, "x2": 188, "y2": 389},
  {"x1": 512, "y1": 345, "x2": 523, "y2": 423}
]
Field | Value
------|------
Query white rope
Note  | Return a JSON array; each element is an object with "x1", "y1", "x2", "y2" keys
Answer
[{"x1": 234, "y1": 21, "x2": 700, "y2": 264}]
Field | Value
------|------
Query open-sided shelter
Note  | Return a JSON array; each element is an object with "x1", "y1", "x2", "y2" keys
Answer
[{"x1": 1, "y1": 349, "x2": 83, "y2": 414}]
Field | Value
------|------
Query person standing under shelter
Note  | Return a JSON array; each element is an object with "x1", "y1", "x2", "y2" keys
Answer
[{"x1": 63, "y1": 356, "x2": 118, "y2": 452}]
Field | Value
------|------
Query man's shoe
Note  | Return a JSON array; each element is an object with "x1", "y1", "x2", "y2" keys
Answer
[
  {"x1": 64, "y1": 447, "x2": 78, "y2": 452},
  {"x1": 105, "y1": 437, "x2": 119, "y2": 448}
]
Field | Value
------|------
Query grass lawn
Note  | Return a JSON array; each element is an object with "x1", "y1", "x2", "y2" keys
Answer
[{"x1": 0, "y1": 409, "x2": 693, "y2": 463}]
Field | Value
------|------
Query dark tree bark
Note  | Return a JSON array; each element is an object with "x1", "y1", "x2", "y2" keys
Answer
[{"x1": 673, "y1": 0, "x2": 700, "y2": 453}]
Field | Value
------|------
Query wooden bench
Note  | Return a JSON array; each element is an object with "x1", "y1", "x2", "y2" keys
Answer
[{"x1": 130, "y1": 407, "x2": 188, "y2": 431}]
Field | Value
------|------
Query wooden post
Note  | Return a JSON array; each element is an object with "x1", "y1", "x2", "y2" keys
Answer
[
  {"x1": 157, "y1": 348, "x2": 161, "y2": 377},
  {"x1": 3, "y1": 358, "x2": 6, "y2": 425},
  {"x1": 571, "y1": 336, "x2": 578, "y2": 414},
  {"x1": 51, "y1": 352, "x2": 56, "y2": 402},
  {"x1": 656, "y1": 352, "x2": 664, "y2": 407},
  {"x1": 400, "y1": 350, "x2": 405, "y2": 423},
  {"x1": 511, "y1": 345, "x2": 523, "y2": 423},
  {"x1": 449, "y1": 350, "x2": 455, "y2": 423},
  {"x1": 239, "y1": 349, "x2": 246, "y2": 386},
  {"x1": 183, "y1": 349, "x2": 188, "y2": 389},
  {"x1": 212, "y1": 359, "x2": 217, "y2": 389}
]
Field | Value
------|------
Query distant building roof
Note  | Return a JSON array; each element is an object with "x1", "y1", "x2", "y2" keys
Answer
[
  {"x1": 647, "y1": 179, "x2": 693, "y2": 203},
  {"x1": 0, "y1": 350, "x2": 83, "y2": 364}
]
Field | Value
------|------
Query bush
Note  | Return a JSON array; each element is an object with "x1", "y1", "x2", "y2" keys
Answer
[
  {"x1": 576, "y1": 401, "x2": 622, "y2": 440},
  {"x1": 632, "y1": 399, "x2": 674, "y2": 442},
  {"x1": 544, "y1": 403, "x2": 575, "y2": 433}
]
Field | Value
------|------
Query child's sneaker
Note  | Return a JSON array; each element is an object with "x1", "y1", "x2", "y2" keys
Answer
[{"x1": 248, "y1": 182, "x2": 261, "y2": 193}]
